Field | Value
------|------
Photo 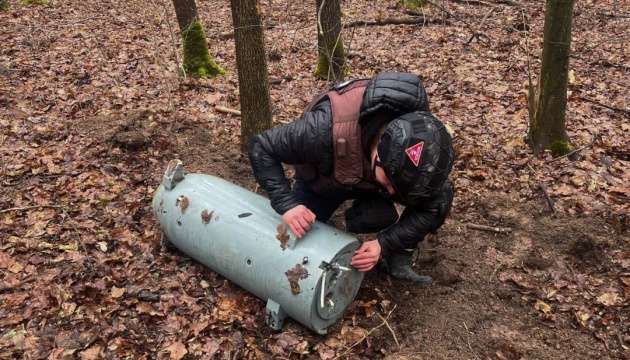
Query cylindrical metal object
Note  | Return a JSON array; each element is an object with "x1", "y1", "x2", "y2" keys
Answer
[{"x1": 152, "y1": 160, "x2": 364, "y2": 334}]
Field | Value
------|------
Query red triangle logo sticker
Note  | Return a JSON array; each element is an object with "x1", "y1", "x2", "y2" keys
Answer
[{"x1": 405, "y1": 142, "x2": 424, "y2": 167}]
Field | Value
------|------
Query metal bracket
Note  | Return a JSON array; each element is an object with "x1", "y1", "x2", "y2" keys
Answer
[
  {"x1": 162, "y1": 159, "x2": 185, "y2": 190},
  {"x1": 265, "y1": 299, "x2": 287, "y2": 331}
]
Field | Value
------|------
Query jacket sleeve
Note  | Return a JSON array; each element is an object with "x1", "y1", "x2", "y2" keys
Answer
[
  {"x1": 248, "y1": 100, "x2": 333, "y2": 215},
  {"x1": 376, "y1": 181, "x2": 454, "y2": 256}
]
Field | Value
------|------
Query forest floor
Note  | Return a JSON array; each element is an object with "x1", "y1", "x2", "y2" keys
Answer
[{"x1": 1, "y1": 0, "x2": 629, "y2": 359}]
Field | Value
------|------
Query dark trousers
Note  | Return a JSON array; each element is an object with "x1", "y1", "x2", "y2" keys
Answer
[{"x1": 293, "y1": 181, "x2": 346, "y2": 223}]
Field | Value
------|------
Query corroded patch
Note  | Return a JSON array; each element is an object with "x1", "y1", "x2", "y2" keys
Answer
[
  {"x1": 201, "y1": 209, "x2": 214, "y2": 224},
  {"x1": 276, "y1": 224, "x2": 290, "y2": 250},
  {"x1": 176, "y1": 196, "x2": 189, "y2": 214},
  {"x1": 285, "y1": 264, "x2": 309, "y2": 295}
]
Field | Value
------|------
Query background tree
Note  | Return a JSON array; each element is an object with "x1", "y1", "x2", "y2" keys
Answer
[
  {"x1": 314, "y1": 0, "x2": 345, "y2": 81},
  {"x1": 229, "y1": 0, "x2": 274, "y2": 149},
  {"x1": 172, "y1": 0, "x2": 225, "y2": 78},
  {"x1": 528, "y1": 0, "x2": 576, "y2": 155}
]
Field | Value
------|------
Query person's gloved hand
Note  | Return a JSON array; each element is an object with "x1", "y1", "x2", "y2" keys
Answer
[
  {"x1": 282, "y1": 205, "x2": 316, "y2": 238},
  {"x1": 350, "y1": 239, "x2": 381, "y2": 272}
]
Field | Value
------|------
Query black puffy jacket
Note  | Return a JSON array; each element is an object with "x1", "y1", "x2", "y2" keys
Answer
[{"x1": 248, "y1": 72, "x2": 453, "y2": 256}]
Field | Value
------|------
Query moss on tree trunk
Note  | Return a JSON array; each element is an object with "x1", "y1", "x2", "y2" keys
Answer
[
  {"x1": 528, "y1": 0, "x2": 576, "y2": 156},
  {"x1": 314, "y1": 39, "x2": 347, "y2": 80},
  {"x1": 315, "y1": 0, "x2": 345, "y2": 81},
  {"x1": 181, "y1": 21, "x2": 226, "y2": 79}
]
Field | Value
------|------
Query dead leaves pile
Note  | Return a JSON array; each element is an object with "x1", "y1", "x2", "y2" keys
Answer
[{"x1": 1, "y1": 0, "x2": 629, "y2": 358}]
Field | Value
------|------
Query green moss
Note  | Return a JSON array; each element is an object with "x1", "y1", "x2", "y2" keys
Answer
[
  {"x1": 0, "y1": 1, "x2": 8, "y2": 12},
  {"x1": 181, "y1": 21, "x2": 226, "y2": 79},
  {"x1": 22, "y1": 0, "x2": 48, "y2": 4},
  {"x1": 547, "y1": 140, "x2": 572, "y2": 157},
  {"x1": 314, "y1": 39, "x2": 346, "y2": 81},
  {"x1": 399, "y1": 0, "x2": 428, "y2": 10}
]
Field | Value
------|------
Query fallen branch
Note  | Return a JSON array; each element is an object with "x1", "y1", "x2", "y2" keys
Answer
[
  {"x1": 180, "y1": 83, "x2": 217, "y2": 91},
  {"x1": 269, "y1": 76, "x2": 294, "y2": 85},
  {"x1": 345, "y1": 16, "x2": 431, "y2": 28},
  {"x1": 0, "y1": 204, "x2": 65, "y2": 214},
  {"x1": 466, "y1": 223, "x2": 512, "y2": 233},
  {"x1": 538, "y1": 181, "x2": 556, "y2": 213},
  {"x1": 545, "y1": 133, "x2": 601, "y2": 164},
  {"x1": 215, "y1": 106, "x2": 241, "y2": 116},
  {"x1": 0, "y1": 275, "x2": 36, "y2": 293},
  {"x1": 492, "y1": 0, "x2": 519, "y2": 5},
  {"x1": 426, "y1": 0, "x2": 472, "y2": 27},
  {"x1": 580, "y1": 96, "x2": 630, "y2": 115},
  {"x1": 452, "y1": 0, "x2": 494, "y2": 6},
  {"x1": 465, "y1": 7, "x2": 495, "y2": 45}
]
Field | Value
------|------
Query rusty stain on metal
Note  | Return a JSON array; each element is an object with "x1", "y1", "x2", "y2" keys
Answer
[
  {"x1": 276, "y1": 224, "x2": 290, "y2": 250},
  {"x1": 285, "y1": 264, "x2": 309, "y2": 295},
  {"x1": 201, "y1": 209, "x2": 214, "y2": 224},
  {"x1": 176, "y1": 196, "x2": 190, "y2": 214}
]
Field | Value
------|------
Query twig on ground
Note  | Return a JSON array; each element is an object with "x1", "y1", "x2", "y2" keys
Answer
[
  {"x1": 452, "y1": 0, "x2": 494, "y2": 6},
  {"x1": 0, "y1": 204, "x2": 65, "y2": 214},
  {"x1": 426, "y1": 0, "x2": 472, "y2": 27},
  {"x1": 580, "y1": 97, "x2": 630, "y2": 115},
  {"x1": 545, "y1": 133, "x2": 601, "y2": 164},
  {"x1": 538, "y1": 181, "x2": 555, "y2": 213},
  {"x1": 465, "y1": 7, "x2": 495, "y2": 45},
  {"x1": 339, "y1": 305, "x2": 397, "y2": 357},
  {"x1": 215, "y1": 106, "x2": 241, "y2": 116},
  {"x1": 492, "y1": 0, "x2": 519, "y2": 5},
  {"x1": 180, "y1": 82, "x2": 217, "y2": 91},
  {"x1": 466, "y1": 223, "x2": 512, "y2": 233},
  {"x1": 526, "y1": 164, "x2": 555, "y2": 213},
  {"x1": 60, "y1": 207, "x2": 95, "y2": 267},
  {"x1": 376, "y1": 313, "x2": 400, "y2": 348}
]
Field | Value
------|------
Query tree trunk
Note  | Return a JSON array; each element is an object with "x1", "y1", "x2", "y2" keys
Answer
[
  {"x1": 314, "y1": 0, "x2": 345, "y2": 82},
  {"x1": 229, "y1": 0, "x2": 274, "y2": 150},
  {"x1": 528, "y1": 0, "x2": 576, "y2": 155},
  {"x1": 172, "y1": 0, "x2": 198, "y2": 30},
  {"x1": 172, "y1": 0, "x2": 225, "y2": 78}
]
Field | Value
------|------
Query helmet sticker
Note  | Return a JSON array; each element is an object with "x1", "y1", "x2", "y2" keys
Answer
[{"x1": 405, "y1": 142, "x2": 424, "y2": 167}]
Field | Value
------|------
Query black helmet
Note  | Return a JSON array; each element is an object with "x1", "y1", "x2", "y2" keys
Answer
[{"x1": 376, "y1": 111, "x2": 454, "y2": 205}]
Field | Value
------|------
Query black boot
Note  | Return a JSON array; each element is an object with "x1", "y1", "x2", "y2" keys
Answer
[{"x1": 381, "y1": 251, "x2": 433, "y2": 287}]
